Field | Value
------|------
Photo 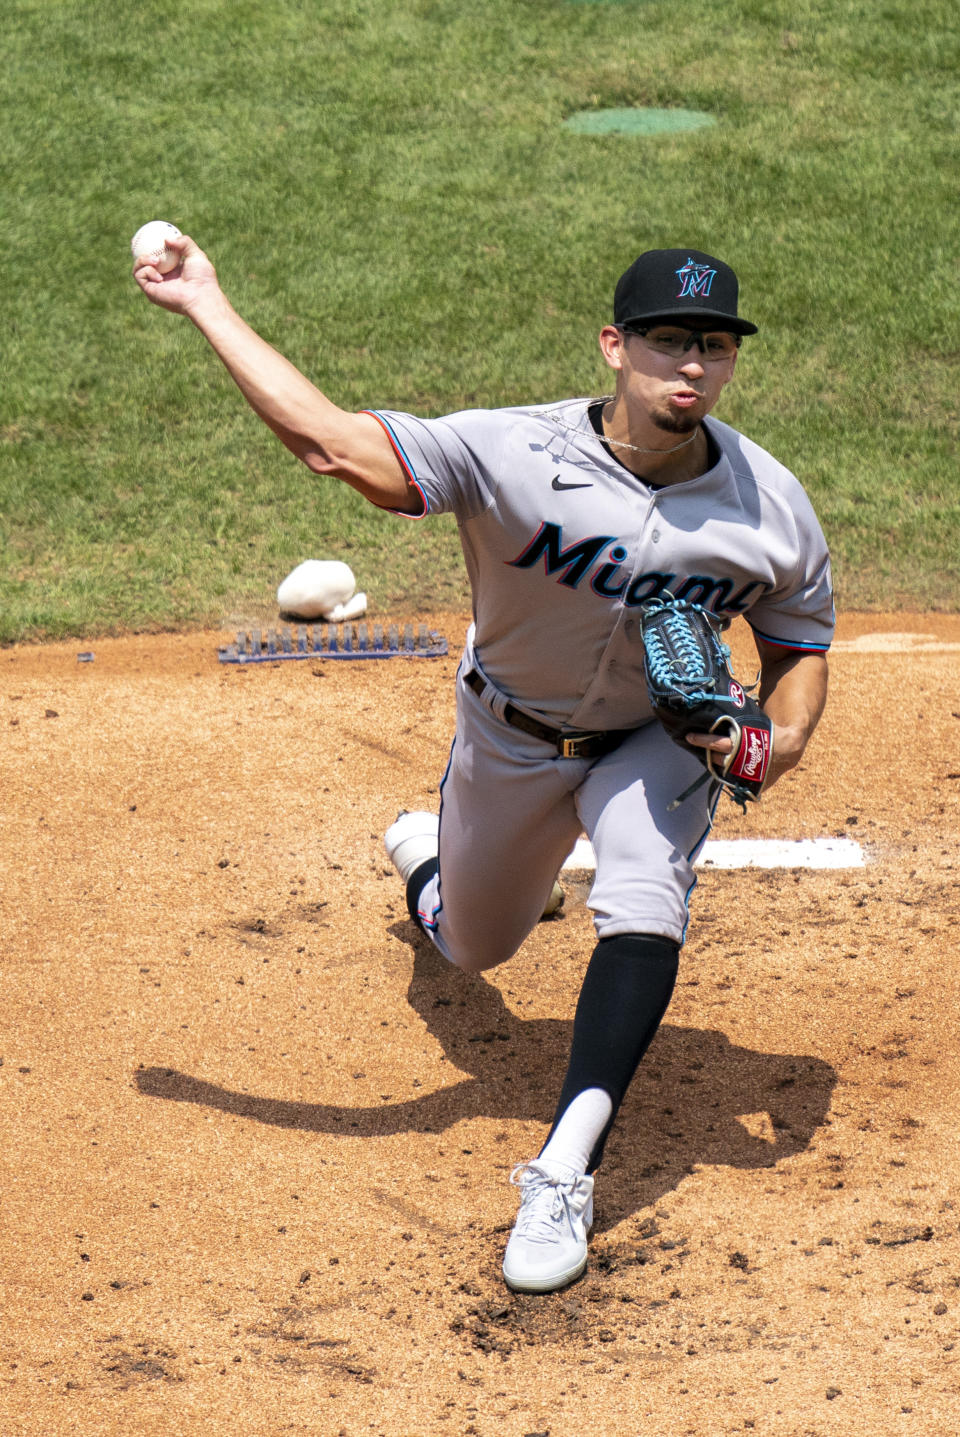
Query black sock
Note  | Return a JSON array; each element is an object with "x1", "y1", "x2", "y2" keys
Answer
[
  {"x1": 543, "y1": 933, "x2": 679, "y2": 1172},
  {"x1": 405, "y1": 857, "x2": 439, "y2": 929}
]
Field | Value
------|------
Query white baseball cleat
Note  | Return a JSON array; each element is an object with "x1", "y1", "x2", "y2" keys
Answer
[
  {"x1": 501, "y1": 1160, "x2": 594, "y2": 1293},
  {"x1": 384, "y1": 810, "x2": 439, "y2": 883}
]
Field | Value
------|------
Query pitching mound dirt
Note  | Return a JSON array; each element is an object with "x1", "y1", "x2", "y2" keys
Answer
[{"x1": 2, "y1": 611, "x2": 959, "y2": 1435}]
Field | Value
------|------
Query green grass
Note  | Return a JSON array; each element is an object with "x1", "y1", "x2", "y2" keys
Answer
[{"x1": 3, "y1": 0, "x2": 959, "y2": 641}]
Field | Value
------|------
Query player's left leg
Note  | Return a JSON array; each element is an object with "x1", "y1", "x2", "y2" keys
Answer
[
  {"x1": 503, "y1": 723, "x2": 716, "y2": 1292},
  {"x1": 501, "y1": 931, "x2": 678, "y2": 1292},
  {"x1": 578, "y1": 718, "x2": 717, "y2": 944}
]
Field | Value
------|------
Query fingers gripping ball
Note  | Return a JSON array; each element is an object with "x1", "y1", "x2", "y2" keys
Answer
[
  {"x1": 640, "y1": 595, "x2": 773, "y2": 811},
  {"x1": 131, "y1": 221, "x2": 182, "y2": 274}
]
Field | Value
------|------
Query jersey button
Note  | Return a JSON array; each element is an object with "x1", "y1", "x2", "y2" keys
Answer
[{"x1": 652, "y1": 529, "x2": 661, "y2": 543}]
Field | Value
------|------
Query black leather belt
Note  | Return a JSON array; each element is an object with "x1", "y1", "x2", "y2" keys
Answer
[{"x1": 464, "y1": 668, "x2": 628, "y2": 760}]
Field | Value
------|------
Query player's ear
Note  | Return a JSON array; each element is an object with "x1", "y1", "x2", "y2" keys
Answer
[{"x1": 598, "y1": 325, "x2": 625, "y2": 371}]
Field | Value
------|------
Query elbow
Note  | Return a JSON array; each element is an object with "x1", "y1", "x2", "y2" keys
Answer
[
  {"x1": 299, "y1": 427, "x2": 363, "y2": 480},
  {"x1": 301, "y1": 446, "x2": 342, "y2": 477}
]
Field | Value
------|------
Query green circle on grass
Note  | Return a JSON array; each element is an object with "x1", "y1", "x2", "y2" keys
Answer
[{"x1": 563, "y1": 108, "x2": 717, "y2": 136}]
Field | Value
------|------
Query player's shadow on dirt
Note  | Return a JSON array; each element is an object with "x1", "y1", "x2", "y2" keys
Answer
[{"x1": 136, "y1": 924, "x2": 837, "y2": 1225}]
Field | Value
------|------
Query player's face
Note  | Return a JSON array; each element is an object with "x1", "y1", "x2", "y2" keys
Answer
[{"x1": 600, "y1": 324, "x2": 738, "y2": 434}]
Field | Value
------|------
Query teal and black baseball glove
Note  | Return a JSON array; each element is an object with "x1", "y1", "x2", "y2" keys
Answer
[{"x1": 640, "y1": 594, "x2": 773, "y2": 811}]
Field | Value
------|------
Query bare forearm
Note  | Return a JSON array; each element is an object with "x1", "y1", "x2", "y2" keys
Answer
[
  {"x1": 186, "y1": 289, "x2": 347, "y2": 464},
  {"x1": 758, "y1": 651, "x2": 828, "y2": 785},
  {"x1": 133, "y1": 234, "x2": 413, "y2": 509}
]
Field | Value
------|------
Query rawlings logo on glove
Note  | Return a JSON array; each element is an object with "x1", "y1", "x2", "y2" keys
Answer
[
  {"x1": 730, "y1": 724, "x2": 771, "y2": 782},
  {"x1": 640, "y1": 594, "x2": 774, "y2": 811}
]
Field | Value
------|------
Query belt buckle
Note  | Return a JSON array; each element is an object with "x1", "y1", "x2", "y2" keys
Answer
[{"x1": 561, "y1": 733, "x2": 603, "y2": 758}]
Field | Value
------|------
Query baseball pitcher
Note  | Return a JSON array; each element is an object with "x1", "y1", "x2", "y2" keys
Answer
[{"x1": 134, "y1": 241, "x2": 832, "y2": 1293}]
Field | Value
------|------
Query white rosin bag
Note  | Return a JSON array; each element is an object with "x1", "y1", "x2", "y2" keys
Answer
[{"x1": 276, "y1": 560, "x2": 368, "y2": 622}]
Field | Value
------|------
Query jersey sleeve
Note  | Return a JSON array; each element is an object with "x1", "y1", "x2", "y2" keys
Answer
[
  {"x1": 745, "y1": 484, "x2": 835, "y2": 652},
  {"x1": 363, "y1": 409, "x2": 505, "y2": 521}
]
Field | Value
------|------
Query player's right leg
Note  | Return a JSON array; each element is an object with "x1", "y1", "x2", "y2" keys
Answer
[
  {"x1": 383, "y1": 809, "x2": 441, "y2": 920},
  {"x1": 385, "y1": 668, "x2": 584, "y2": 972}
]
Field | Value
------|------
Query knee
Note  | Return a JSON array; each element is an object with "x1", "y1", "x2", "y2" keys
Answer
[
  {"x1": 418, "y1": 909, "x2": 518, "y2": 973},
  {"x1": 432, "y1": 897, "x2": 535, "y2": 973},
  {"x1": 445, "y1": 943, "x2": 513, "y2": 974}
]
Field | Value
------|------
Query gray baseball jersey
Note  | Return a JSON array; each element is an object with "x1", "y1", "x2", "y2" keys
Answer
[{"x1": 368, "y1": 398, "x2": 833, "y2": 955}]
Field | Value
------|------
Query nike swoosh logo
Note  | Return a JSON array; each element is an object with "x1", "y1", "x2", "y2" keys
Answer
[{"x1": 551, "y1": 476, "x2": 593, "y2": 491}]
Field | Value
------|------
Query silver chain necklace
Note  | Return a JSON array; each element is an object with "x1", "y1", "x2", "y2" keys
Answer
[
  {"x1": 595, "y1": 399, "x2": 700, "y2": 456},
  {"x1": 599, "y1": 424, "x2": 699, "y2": 457},
  {"x1": 546, "y1": 397, "x2": 700, "y2": 458}
]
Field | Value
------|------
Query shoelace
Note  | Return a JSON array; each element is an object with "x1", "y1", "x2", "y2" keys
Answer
[{"x1": 509, "y1": 1163, "x2": 582, "y2": 1244}]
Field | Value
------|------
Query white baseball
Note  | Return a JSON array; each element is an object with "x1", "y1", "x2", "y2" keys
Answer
[{"x1": 131, "y1": 221, "x2": 182, "y2": 274}]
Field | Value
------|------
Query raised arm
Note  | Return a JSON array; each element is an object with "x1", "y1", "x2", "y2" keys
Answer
[{"x1": 132, "y1": 233, "x2": 418, "y2": 513}]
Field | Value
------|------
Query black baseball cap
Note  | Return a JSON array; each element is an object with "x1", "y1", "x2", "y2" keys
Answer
[{"x1": 614, "y1": 248, "x2": 758, "y2": 336}]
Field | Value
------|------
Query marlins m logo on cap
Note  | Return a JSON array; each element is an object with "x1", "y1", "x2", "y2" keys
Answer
[
  {"x1": 675, "y1": 257, "x2": 717, "y2": 300},
  {"x1": 613, "y1": 248, "x2": 759, "y2": 335}
]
